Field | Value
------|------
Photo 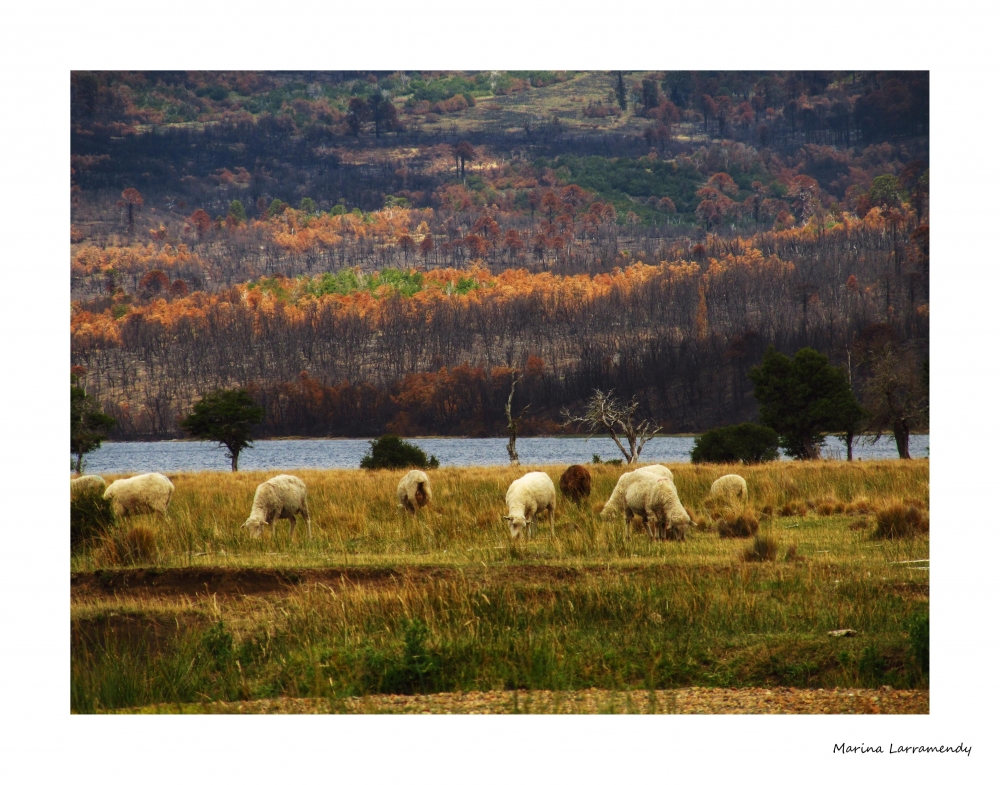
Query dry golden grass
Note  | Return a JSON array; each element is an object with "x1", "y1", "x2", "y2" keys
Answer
[
  {"x1": 72, "y1": 460, "x2": 930, "y2": 572},
  {"x1": 872, "y1": 501, "x2": 930, "y2": 539}
]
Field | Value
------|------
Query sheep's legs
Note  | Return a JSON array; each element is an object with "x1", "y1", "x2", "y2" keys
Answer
[
  {"x1": 642, "y1": 510, "x2": 656, "y2": 540},
  {"x1": 303, "y1": 501, "x2": 313, "y2": 538}
]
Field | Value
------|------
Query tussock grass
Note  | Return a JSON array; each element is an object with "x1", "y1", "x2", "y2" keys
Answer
[
  {"x1": 98, "y1": 524, "x2": 158, "y2": 567},
  {"x1": 71, "y1": 460, "x2": 930, "y2": 712},
  {"x1": 872, "y1": 501, "x2": 930, "y2": 539},
  {"x1": 717, "y1": 510, "x2": 760, "y2": 539},
  {"x1": 742, "y1": 535, "x2": 779, "y2": 562}
]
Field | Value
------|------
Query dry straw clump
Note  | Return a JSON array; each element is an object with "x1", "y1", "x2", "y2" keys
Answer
[
  {"x1": 717, "y1": 509, "x2": 760, "y2": 538},
  {"x1": 844, "y1": 497, "x2": 873, "y2": 516},
  {"x1": 872, "y1": 502, "x2": 929, "y2": 539},
  {"x1": 99, "y1": 524, "x2": 158, "y2": 566},
  {"x1": 778, "y1": 501, "x2": 807, "y2": 518},
  {"x1": 742, "y1": 534, "x2": 778, "y2": 562}
]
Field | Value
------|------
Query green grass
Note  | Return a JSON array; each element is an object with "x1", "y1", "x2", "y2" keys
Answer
[{"x1": 71, "y1": 461, "x2": 929, "y2": 712}]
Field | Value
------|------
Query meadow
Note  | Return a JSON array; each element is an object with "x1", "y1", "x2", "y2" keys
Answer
[{"x1": 70, "y1": 461, "x2": 930, "y2": 713}]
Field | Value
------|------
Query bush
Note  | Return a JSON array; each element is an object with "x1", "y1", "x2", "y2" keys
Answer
[
  {"x1": 691, "y1": 423, "x2": 780, "y2": 464},
  {"x1": 360, "y1": 434, "x2": 439, "y2": 470},
  {"x1": 717, "y1": 509, "x2": 760, "y2": 538},
  {"x1": 71, "y1": 490, "x2": 116, "y2": 551},
  {"x1": 872, "y1": 502, "x2": 929, "y2": 539}
]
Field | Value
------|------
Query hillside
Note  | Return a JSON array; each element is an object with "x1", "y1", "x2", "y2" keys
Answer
[{"x1": 70, "y1": 70, "x2": 929, "y2": 439}]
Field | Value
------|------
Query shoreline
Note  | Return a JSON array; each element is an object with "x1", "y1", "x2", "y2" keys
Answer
[{"x1": 94, "y1": 431, "x2": 931, "y2": 444}]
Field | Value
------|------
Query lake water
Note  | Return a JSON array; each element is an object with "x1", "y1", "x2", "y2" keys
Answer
[{"x1": 81, "y1": 434, "x2": 929, "y2": 475}]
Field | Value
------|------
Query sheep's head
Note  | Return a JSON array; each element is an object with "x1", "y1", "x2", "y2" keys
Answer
[
  {"x1": 504, "y1": 514, "x2": 528, "y2": 540},
  {"x1": 664, "y1": 506, "x2": 692, "y2": 541},
  {"x1": 242, "y1": 516, "x2": 266, "y2": 538}
]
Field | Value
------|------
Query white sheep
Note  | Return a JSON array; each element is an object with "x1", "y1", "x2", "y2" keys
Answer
[
  {"x1": 710, "y1": 474, "x2": 748, "y2": 503},
  {"x1": 504, "y1": 471, "x2": 557, "y2": 540},
  {"x1": 397, "y1": 470, "x2": 432, "y2": 513},
  {"x1": 600, "y1": 464, "x2": 674, "y2": 518},
  {"x1": 103, "y1": 473, "x2": 174, "y2": 518},
  {"x1": 242, "y1": 475, "x2": 311, "y2": 539},
  {"x1": 624, "y1": 475, "x2": 691, "y2": 541},
  {"x1": 71, "y1": 475, "x2": 106, "y2": 499}
]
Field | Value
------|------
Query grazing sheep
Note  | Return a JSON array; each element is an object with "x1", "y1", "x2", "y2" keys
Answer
[
  {"x1": 505, "y1": 471, "x2": 557, "y2": 540},
  {"x1": 397, "y1": 470, "x2": 432, "y2": 513},
  {"x1": 103, "y1": 473, "x2": 174, "y2": 518},
  {"x1": 242, "y1": 475, "x2": 311, "y2": 539},
  {"x1": 624, "y1": 475, "x2": 691, "y2": 541},
  {"x1": 710, "y1": 474, "x2": 748, "y2": 503},
  {"x1": 71, "y1": 475, "x2": 106, "y2": 499},
  {"x1": 600, "y1": 464, "x2": 674, "y2": 518},
  {"x1": 559, "y1": 465, "x2": 592, "y2": 504}
]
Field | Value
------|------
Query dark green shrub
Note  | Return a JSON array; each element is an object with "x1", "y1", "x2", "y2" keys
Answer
[
  {"x1": 908, "y1": 612, "x2": 929, "y2": 678},
  {"x1": 858, "y1": 645, "x2": 889, "y2": 684},
  {"x1": 71, "y1": 490, "x2": 116, "y2": 551},
  {"x1": 691, "y1": 423, "x2": 780, "y2": 464},
  {"x1": 201, "y1": 621, "x2": 235, "y2": 669},
  {"x1": 360, "y1": 435, "x2": 439, "y2": 470},
  {"x1": 361, "y1": 618, "x2": 442, "y2": 695}
]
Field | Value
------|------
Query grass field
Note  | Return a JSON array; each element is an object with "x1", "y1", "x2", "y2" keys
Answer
[{"x1": 70, "y1": 461, "x2": 929, "y2": 714}]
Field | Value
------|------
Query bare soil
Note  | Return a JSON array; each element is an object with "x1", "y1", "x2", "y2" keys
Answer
[
  {"x1": 71, "y1": 564, "x2": 708, "y2": 600},
  {"x1": 109, "y1": 686, "x2": 929, "y2": 715}
]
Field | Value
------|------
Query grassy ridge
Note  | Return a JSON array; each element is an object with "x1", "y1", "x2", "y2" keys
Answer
[{"x1": 71, "y1": 461, "x2": 929, "y2": 713}]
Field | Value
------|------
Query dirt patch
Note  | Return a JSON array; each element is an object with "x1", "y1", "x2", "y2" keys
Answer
[
  {"x1": 70, "y1": 564, "x2": 616, "y2": 600},
  {"x1": 107, "y1": 686, "x2": 929, "y2": 715},
  {"x1": 72, "y1": 566, "x2": 403, "y2": 600}
]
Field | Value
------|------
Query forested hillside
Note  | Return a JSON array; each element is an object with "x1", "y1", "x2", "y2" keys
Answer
[{"x1": 70, "y1": 70, "x2": 929, "y2": 439}]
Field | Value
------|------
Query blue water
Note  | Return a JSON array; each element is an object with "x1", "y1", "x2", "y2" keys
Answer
[{"x1": 80, "y1": 434, "x2": 929, "y2": 474}]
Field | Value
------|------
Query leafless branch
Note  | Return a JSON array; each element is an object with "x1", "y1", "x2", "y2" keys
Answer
[{"x1": 562, "y1": 389, "x2": 661, "y2": 463}]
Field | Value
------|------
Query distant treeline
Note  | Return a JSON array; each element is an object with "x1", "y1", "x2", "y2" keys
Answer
[{"x1": 71, "y1": 212, "x2": 929, "y2": 440}]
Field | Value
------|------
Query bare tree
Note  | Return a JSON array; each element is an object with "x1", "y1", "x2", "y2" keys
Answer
[
  {"x1": 505, "y1": 371, "x2": 530, "y2": 466},
  {"x1": 862, "y1": 345, "x2": 927, "y2": 459},
  {"x1": 562, "y1": 389, "x2": 661, "y2": 464}
]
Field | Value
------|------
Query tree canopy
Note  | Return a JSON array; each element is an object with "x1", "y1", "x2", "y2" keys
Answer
[
  {"x1": 71, "y1": 375, "x2": 116, "y2": 474},
  {"x1": 749, "y1": 347, "x2": 864, "y2": 460},
  {"x1": 180, "y1": 388, "x2": 264, "y2": 471},
  {"x1": 360, "y1": 434, "x2": 439, "y2": 470}
]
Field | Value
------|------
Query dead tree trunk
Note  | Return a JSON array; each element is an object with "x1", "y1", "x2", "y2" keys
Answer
[{"x1": 505, "y1": 372, "x2": 530, "y2": 466}]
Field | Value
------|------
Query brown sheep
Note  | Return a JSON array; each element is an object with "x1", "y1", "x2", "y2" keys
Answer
[{"x1": 559, "y1": 465, "x2": 592, "y2": 504}]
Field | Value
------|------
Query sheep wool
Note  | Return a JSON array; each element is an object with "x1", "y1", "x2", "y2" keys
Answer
[
  {"x1": 397, "y1": 470, "x2": 432, "y2": 513},
  {"x1": 559, "y1": 465, "x2": 592, "y2": 504},
  {"x1": 710, "y1": 474, "x2": 748, "y2": 502},
  {"x1": 624, "y1": 475, "x2": 691, "y2": 541},
  {"x1": 242, "y1": 475, "x2": 311, "y2": 538},
  {"x1": 103, "y1": 473, "x2": 174, "y2": 518},
  {"x1": 505, "y1": 471, "x2": 557, "y2": 540},
  {"x1": 601, "y1": 464, "x2": 674, "y2": 517},
  {"x1": 71, "y1": 475, "x2": 106, "y2": 499}
]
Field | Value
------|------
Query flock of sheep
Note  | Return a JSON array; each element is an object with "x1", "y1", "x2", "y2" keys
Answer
[{"x1": 71, "y1": 464, "x2": 749, "y2": 542}]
